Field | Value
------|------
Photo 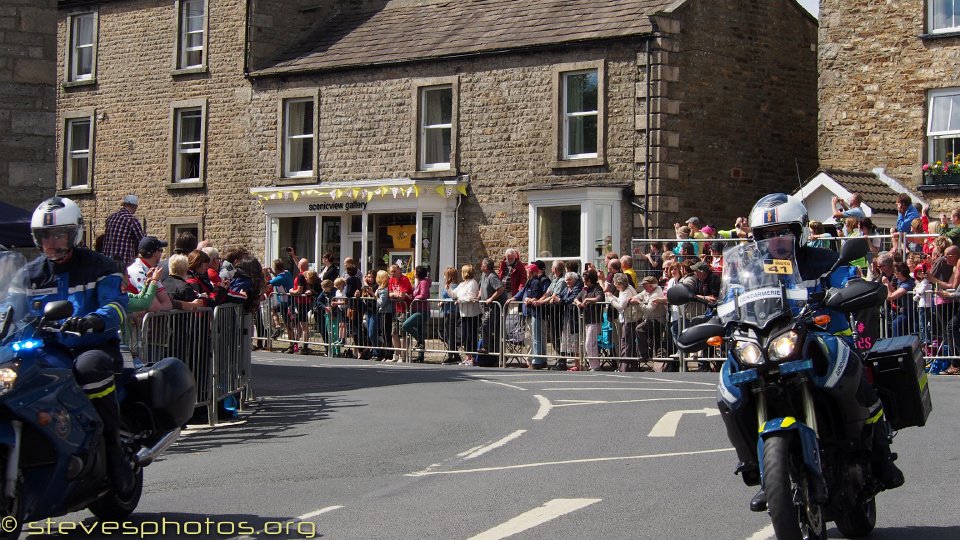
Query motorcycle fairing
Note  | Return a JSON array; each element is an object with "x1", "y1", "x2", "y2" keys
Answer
[
  {"x1": 0, "y1": 423, "x2": 14, "y2": 446},
  {"x1": 718, "y1": 355, "x2": 745, "y2": 407},
  {"x1": 758, "y1": 417, "x2": 824, "y2": 485}
]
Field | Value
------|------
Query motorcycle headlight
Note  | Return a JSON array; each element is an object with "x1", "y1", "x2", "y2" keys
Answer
[
  {"x1": 0, "y1": 365, "x2": 18, "y2": 396},
  {"x1": 735, "y1": 341, "x2": 763, "y2": 366},
  {"x1": 768, "y1": 331, "x2": 800, "y2": 362}
]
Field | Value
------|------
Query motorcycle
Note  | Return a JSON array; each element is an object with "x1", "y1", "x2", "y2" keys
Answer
[
  {"x1": 0, "y1": 250, "x2": 196, "y2": 538},
  {"x1": 668, "y1": 238, "x2": 931, "y2": 539}
]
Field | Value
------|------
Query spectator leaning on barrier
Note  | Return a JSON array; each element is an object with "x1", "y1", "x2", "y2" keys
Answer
[
  {"x1": 268, "y1": 259, "x2": 294, "y2": 341},
  {"x1": 103, "y1": 194, "x2": 145, "y2": 268},
  {"x1": 162, "y1": 254, "x2": 204, "y2": 312},
  {"x1": 127, "y1": 236, "x2": 167, "y2": 294},
  {"x1": 886, "y1": 262, "x2": 916, "y2": 338},
  {"x1": 642, "y1": 242, "x2": 662, "y2": 272},
  {"x1": 931, "y1": 246, "x2": 960, "y2": 374},
  {"x1": 559, "y1": 271, "x2": 584, "y2": 369},
  {"x1": 509, "y1": 262, "x2": 551, "y2": 369},
  {"x1": 498, "y1": 248, "x2": 527, "y2": 297},
  {"x1": 574, "y1": 269, "x2": 605, "y2": 371},
  {"x1": 447, "y1": 264, "x2": 481, "y2": 366},
  {"x1": 202, "y1": 246, "x2": 222, "y2": 286},
  {"x1": 440, "y1": 266, "x2": 461, "y2": 364},
  {"x1": 605, "y1": 272, "x2": 641, "y2": 370},
  {"x1": 372, "y1": 271, "x2": 392, "y2": 361},
  {"x1": 479, "y1": 257, "x2": 505, "y2": 357},
  {"x1": 634, "y1": 275, "x2": 667, "y2": 370},
  {"x1": 894, "y1": 193, "x2": 920, "y2": 234},
  {"x1": 402, "y1": 265, "x2": 432, "y2": 353},
  {"x1": 388, "y1": 264, "x2": 414, "y2": 355}
]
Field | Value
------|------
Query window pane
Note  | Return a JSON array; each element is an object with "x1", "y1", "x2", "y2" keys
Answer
[
  {"x1": 70, "y1": 119, "x2": 90, "y2": 151},
  {"x1": 537, "y1": 206, "x2": 581, "y2": 258},
  {"x1": 70, "y1": 157, "x2": 89, "y2": 186},
  {"x1": 424, "y1": 127, "x2": 451, "y2": 165},
  {"x1": 176, "y1": 108, "x2": 202, "y2": 181},
  {"x1": 424, "y1": 87, "x2": 452, "y2": 125},
  {"x1": 286, "y1": 100, "x2": 312, "y2": 136},
  {"x1": 179, "y1": 109, "x2": 202, "y2": 143},
  {"x1": 567, "y1": 115, "x2": 598, "y2": 156},
  {"x1": 933, "y1": 136, "x2": 960, "y2": 163},
  {"x1": 566, "y1": 72, "x2": 598, "y2": 114},
  {"x1": 593, "y1": 204, "x2": 613, "y2": 267},
  {"x1": 75, "y1": 15, "x2": 93, "y2": 47},
  {"x1": 933, "y1": 0, "x2": 959, "y2": 30},
  {"x1": 291, "y1": 138, "x2": 312, "y2": 172}
]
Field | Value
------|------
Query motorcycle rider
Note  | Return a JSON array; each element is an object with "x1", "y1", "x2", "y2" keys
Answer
[
  {"x1": 24, "y1": 197, "x2": 134, "y2": 495},
  {"x1": 720, "y1": 193, "x2": 904, "y2": 512}
]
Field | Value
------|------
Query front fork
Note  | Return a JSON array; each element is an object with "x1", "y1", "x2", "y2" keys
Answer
[{"x1": 754, "y1": 377, "x2": 819, "y2": 436}]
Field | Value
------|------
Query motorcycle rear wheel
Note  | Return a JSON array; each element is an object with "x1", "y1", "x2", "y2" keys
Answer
[
  {"x1": 88, "y1": 466, "x2": 143, "y2": 521},
  {"x1": 763, "y1": 433, "x2": 827, "y2": 540},
  {"x1": 835, "y1": 498, "x2": 876, "y2": 538}
]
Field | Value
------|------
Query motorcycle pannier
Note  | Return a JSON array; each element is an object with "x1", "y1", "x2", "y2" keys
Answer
[
  {"x1": 129, "y1": 357, "x2": 198, "y2": 432},
  {"x1": 864, "y1": 336, "x2": 932, "y2": 430}
]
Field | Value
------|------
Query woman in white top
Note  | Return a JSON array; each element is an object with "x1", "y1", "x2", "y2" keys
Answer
[
  {"x1": 605, "y1": 272, "x2": 641, "y2": 370},
  {"x1": 447, "y1": 264, "x2": 480, "y2": 365}
]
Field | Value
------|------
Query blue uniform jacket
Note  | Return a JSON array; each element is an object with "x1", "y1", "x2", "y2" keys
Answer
[
  {"x1": 25, "y1": 248, "x2": 127, "y2": 350},
  {"x1": 796, "y1": 246, "x2": 859, "y2": 336}
]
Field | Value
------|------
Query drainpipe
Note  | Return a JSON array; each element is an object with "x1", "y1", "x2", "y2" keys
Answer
[{"x1": 644, "y1": 37, "x2": 652, "y2": 239}]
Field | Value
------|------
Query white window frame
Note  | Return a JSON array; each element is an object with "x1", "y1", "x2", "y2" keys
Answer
[
  {"x1": 65, "y1": 11, "x2": 97, "y2": 84},
  {"x1": 562, "y1": 69, "x2": 600, "y2": 160},
  {"x1": 282, "y1": 97, "x2": 316, "y2": 178},
  {"x1": 174, "y1": 0, "x2": 208, "y2": 72},
  {"x1": 61, "y1": 111, "x2": 95, "y2": 190},
  {"x1": 929, "y1": 0, "x2": 960, "y2": 34},
  {"x1": 526, "y1": 187, "x2": 622, "y2": 268},
  {"x1": 927, "y1": 88, "x2": 960, "y2": 162},
  {"x1": 419, "y1": 85, "x2": 453, "y2": 171},
  {"x1": 170, "y1": 99, "x2": 207, "y2": 185}
]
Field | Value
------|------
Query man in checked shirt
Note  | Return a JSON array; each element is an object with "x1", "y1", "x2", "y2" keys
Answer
[{"x1": 102, "y1": 194, "x2": 145, "y2": 267}]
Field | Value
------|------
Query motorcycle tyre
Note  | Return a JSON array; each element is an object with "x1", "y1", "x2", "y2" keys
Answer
[
  {"x1": 763, "y1": 434, "x2": 827, "y2": 540},
  {"x1": 835, "y1": 498, "x2": 876, "y2": 538},
  {"x1": 88, "y1": 466, "x2": 143, "y2": 521}
]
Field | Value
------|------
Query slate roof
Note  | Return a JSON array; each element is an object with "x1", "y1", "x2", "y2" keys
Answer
[
  {"x1": 813, "y1": 169, "x2": 901, "y2": 215},
  {"x1": 254, "y1": 0, "x2": 675, "y2": 76}
]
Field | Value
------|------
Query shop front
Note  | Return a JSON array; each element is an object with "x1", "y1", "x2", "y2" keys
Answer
[{"x1": 251, "y1": 179, "x2": 465, "y2": 280}]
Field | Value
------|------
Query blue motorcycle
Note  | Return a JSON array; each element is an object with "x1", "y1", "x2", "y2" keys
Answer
[
  {"x1": 0, "y1": 251, "x2": 196, "y2": 538},
  {"x1": 669, "y1": 238, "x2": 931, "y2": 539}
]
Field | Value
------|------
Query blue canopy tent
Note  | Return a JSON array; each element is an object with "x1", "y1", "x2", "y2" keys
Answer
[{"x1": 0, "y1": 202, "x2": 33, "y2": 248}]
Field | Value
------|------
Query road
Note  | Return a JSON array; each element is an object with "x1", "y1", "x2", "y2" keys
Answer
[{"x1": 23, "y1": 353, "x2": 960, "y2": 539}]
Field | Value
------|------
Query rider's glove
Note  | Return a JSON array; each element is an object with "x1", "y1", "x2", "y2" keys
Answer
[{"x1": 62, "y1": 314, "x2": 105, "y2": 335}]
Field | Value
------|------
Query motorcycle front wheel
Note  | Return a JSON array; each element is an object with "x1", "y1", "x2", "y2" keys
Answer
[
  {"x1": 763, "y1": 433, "x2": 827, "y2": 540},
  {"x1": 835, "y1": 497, "x2": 876, "y2": 538}
]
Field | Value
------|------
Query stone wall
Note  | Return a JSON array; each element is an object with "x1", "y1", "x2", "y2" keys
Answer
[
  {"x1": 642, "y1": 0, "x2": 819, "y2": 238},
  {"x1": 1, "y1": 0, "x2": 57, "y2": 211},
  {"x1": 819, "y1": 1, "x2": 960, "y2": 213},
  {"x1": 57, "y1": 0, "x2": 259, "y2": 250}
]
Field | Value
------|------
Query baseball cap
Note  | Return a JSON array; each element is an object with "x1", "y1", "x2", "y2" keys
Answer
[
  {"x1": 534, "y1": 260, "x2": 546, "y2": 271},
  {"x1": 123, "y1": 194, "x2": 139, "y2": 206},
  {"x1": 686, "y1": 217, "x2": 702, "y2": 227},
  {"x1": 701, "y1": 225, "x2": 715, "y2": 236},
  {"x1": 690, "y1": 261, "x2": 710, "y2": 273},
  {"x1": 526, "y1": 263, "x2": 539, "y2": 273},
  {"x1": 138, "y1": 236, "x2": 167, "y2": 254}
]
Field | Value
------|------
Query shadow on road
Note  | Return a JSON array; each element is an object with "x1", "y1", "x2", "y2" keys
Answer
[{"x1": 252, "y1": 362, "x2": 477, "y2": 396}]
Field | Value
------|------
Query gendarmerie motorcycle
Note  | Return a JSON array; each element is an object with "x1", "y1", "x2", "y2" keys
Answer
[
  {"x1": 668, "y1": 238, "x2": 931, "y2": 539},
  {"x1": 0, "y1": 250, "x2": 196, "y2": 538}
]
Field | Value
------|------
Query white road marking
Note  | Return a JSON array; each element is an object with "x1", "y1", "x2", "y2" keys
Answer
[
  {"x1": 405, "y1": 447, "x2": 734, "y2": 477},
  {"x1": 533, "y1": 394, "x2": 553, "y2": 420},
  {"x1": 553, "y1": 396, "x2": 712, "y2": 407},
  {"x1": 462, "y1": 430, "x2": 527, "y2": 460},
  {"x1": 540, "y1": 387, "x2": 714, "y2": 392},
  {"x1": 478, "y1": 379, "x2": 527, "y2": 391},
  {"x1": 180, "y1": 420, "x2": 247, "y2": 435},
  {"x1": 648, "y1": 407, "x2": 722, "y2": 437},
  {"x1": 466, "y1": 498, "x2": 601, "y2": 540},
  {"x1": 297, "y1": 505, "x2": 344, "y2": 520},
  {"x1": 746, "y1": 524, "x2": 775, "y2": 540},
  {"x1": 639, "y1": 376, "x2": 717, "y2": 386}
]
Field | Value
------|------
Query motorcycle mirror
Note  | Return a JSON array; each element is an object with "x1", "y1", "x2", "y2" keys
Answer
[
  {"x1": 667, "y1": 284, "x2": 696, "y2": 305},
  {"x1": 42, "y1": 300, "x2": 74, "y2": 322},
  {"x1": 829, "y1": 238, "x2": 869, "y2": 274}
]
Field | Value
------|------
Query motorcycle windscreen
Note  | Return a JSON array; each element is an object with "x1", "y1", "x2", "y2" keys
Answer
[
  {"x1": 0, "y1": 250, "x2": 28, "y2": 340},
  {"x1": 716, "y1": 237, "x2": 807, "y2": 329}
]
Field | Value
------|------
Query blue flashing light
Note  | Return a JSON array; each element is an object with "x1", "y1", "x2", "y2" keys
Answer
[
  {"x1": 11, "y1": 340, "x2": 41, "y2": 352},
  {"x1": 780, "y1": 358, "x2": 813, "y2": 375},
  {"x1": 729, "y1": 369, "x2": 758, "y2": 386}
]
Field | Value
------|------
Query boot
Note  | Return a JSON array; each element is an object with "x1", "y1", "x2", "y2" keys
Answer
[
  {"x1": 871, "y1": 417, "x2": 905, "y2": 490},
  {"x1": 749, "y1": 488, "x2": 767, "y2": 512},
  {"x1": 105, "y1": 436, "x2": 134, "y2": 495}
]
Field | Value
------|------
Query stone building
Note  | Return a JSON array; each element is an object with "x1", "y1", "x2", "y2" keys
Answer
[
  {"x1": 1, "y1": 0, "x2": 57, "y2": 212},
  {"x1": 56, "y1": 0, "x2": 817, "y2": 275},
  {"x1": 819, "y1": 0, "x2": 960, "y2": 211}
]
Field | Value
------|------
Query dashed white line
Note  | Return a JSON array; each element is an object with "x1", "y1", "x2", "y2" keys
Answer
[
  {"x1": 406, "y1": 447, "x2": 734, "y2": 476},
  {"x1": 533, "y1": 394, "x2": 553, "y2": 420},
  {"x1": 553, "y1": 396, "x2": 712, "y2": 407},
  {"x1": 478, "y1": 379, "x2": 527, "y2": 391},
  {"x1": 297, "y1": 505, "x2": 344, "y2": 520},
  {"x1": 461, "y1": 430, "x2": 527, "y2": 460},
  {"x1": 540, "y1": 387, "x2": 714, "y2": 392},
  {"x1": 466, "y1": 498, "x2": 602, "y2": 540}
]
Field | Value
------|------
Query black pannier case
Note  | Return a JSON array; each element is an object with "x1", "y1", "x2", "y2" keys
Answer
[
  {"x1": 127, "y1": 357, "x2": 198, "y2": 431},
  {"x1": 864, "y1": 335, "x2": 932, "y2": 430}
]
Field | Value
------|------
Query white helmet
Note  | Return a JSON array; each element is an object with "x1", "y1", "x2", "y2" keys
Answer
[
  {"x1": 748, "y1": 193, "x2": 809, "y2": 249},
  {"x1": 31, "y1": 197, "x2": 84, "y2": 261}
]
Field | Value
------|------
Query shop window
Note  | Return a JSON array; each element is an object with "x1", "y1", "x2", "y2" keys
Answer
[
  {"x1": 536, "y1": 206, "x2": 581, "y2": 259},
  {"x1": 272, "y1": 216, "x2": 317, "y2": 269}
]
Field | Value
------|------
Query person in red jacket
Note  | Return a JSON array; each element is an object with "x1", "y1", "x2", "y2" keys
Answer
[{"x1": 497, "y1": 248, "x2": 527, "y2": 296}]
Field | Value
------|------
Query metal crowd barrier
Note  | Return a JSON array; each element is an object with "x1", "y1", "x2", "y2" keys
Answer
[{"x1": 134, "y1": 305, "x2": 252, "y2": 426}]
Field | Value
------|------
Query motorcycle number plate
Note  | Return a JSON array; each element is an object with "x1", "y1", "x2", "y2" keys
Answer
[{"x1": 763, "y1": 259, "x2": 793, "y2": 275}]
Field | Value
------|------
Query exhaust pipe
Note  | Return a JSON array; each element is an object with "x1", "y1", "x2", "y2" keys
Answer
[{"x1": 135, "y1": 428, "x2": 180, "y2": 467}]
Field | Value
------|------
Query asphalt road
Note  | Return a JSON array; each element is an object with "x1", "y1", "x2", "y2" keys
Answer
[{"x1": 23, "y1": 353, "x2": 960, "y2": 540}]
